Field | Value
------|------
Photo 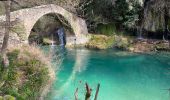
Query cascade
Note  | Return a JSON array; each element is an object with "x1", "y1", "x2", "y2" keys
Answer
[
  {"x1": 58, "y1": 27, "x2": 66, "y2": 47},
  {"x1": 51, "y1": 34, "x2": 55, "y2": 46}
]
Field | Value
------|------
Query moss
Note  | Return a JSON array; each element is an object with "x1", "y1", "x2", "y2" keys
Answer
[
  {"x1": 0, "y1": 96, "x2": 2, "y2": 100},
  {"x1": 85, "y1": 34, "x2": 115, "y2": 49},
  {"x1": 43, "y1": 38, "x2": 53, "y2": 45},
  {"x1": 113, "y1": 35, "x2": 132, "y2": 50},
  {"x1": 4, "y1": 95, "x2": 15, "y2": 100},
  {"x1": 85, "y1": 34, "x2": 132, "y2": 50},
  {"x1": 0, "y1": 2, "x2": 5, "y2": 15}
]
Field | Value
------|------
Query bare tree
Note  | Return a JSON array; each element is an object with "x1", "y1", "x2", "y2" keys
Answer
[{"x1": 0, "y1": 0, "x2": 11, "y2": 68}]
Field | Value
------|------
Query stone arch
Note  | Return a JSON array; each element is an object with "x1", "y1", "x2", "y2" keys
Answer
[
  {"x1": 23, "y1": 4, "x2": 88, "y2": 43},
  {"x1": 29, "y1": 12, "x2": 75, "y2": 45},
  {"x1": 0, "y1": 4, "x2": 89, "y2": 45}
]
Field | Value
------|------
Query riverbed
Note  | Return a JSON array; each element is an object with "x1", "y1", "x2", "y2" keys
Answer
[{"x1": 43, "y1": 46, "x2": 170, "y2": 100}]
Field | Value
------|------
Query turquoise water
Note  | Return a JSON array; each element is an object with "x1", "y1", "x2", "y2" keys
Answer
[{"x1": 44, "y1": 46, "x2": 170, "y2": 100}]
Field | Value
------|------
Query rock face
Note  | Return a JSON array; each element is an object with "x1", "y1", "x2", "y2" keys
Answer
[
  {"x1": 0, "y1": 4, "x2": 89, "y2": 47},
  {"x1": 143, "y1": 0, "x2": 170, "y2": 32}
]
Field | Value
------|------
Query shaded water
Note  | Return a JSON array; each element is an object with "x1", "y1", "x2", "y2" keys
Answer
[{"x1": 43, "y1": 46, "x2": 170, "y2": 100}]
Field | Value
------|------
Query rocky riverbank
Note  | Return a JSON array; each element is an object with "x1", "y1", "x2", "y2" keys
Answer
[
  {"x1": 128, "y1": 39, "x2": 170, "y2": 53},
  {"x1": 85, "y1": 34, "x2": 170, "y2": 53}
]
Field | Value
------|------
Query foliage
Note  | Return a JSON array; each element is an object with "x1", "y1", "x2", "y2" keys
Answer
[
  {"x1": 77, "y1": 0, "x2": 142, "y2": 32},
  {"x1": 85, "y1": 34, "x2": 115, "y2": 49},
  {"x1": 112, "y1": 0, "x2": 142, "y2": 28},
  {"x1": 0, "y1": 46, "x2": 50, "y2": 100},
  {"x1": 96, "y1": 23, "x2": 117, "y2": 35},
  {"x1": 86, "y1": 34, "x2": 132, "y2": 50},
  {"x1": 78, "y1": 0, "x2": 115, "y2": 31}
]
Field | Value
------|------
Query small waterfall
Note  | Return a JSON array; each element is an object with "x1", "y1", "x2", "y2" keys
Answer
[
  {"x1": 52, "y1": 34, "x2": 54, "y2": 46},
  {"x1": 137, "y1": 26, "x2": 143, "y2": 39},
  {"x1": 137, "y1": 0, "x2": 150, "y2": 40},
  {"x1": 58, "y1": 27, "x2": 66, "y2": 47},
  {"x1": 51, "y1": 34, "x2": 55, "y2": 49}
]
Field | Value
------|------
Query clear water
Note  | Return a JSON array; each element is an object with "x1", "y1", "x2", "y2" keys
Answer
[{"x1": 43, "y1": 46, "x2": 170, "y2": 100}]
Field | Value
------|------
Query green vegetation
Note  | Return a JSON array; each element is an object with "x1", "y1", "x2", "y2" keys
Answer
[
  {"x1": 96, "y1": 23, "x2": 117, "y2": 35},
  {"x1": 0, "y1": 46, "x2": 51, "y2": 100},
  {"x1": 85, "y1": 34, "x2": 132, "y2": 50},
  {"x1": 0, "y1": 95, "x2": 15, "y2": 100},
  {"x1": 85, "y1": 34, "x2": 115, "y2": 49}
]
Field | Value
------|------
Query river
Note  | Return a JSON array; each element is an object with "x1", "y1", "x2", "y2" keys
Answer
[{"x1": 42, "y1": 46, "x2": 170, "y2": 100}]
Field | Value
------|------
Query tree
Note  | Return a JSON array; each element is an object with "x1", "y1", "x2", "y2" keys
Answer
[
  {"x1": 112, "y1": 0, "x2": 142, "y2": 29},
  {"x1": 0, "y1": 0, "x2": 11, "y2": 68},
  {"x1": 77, "y1": 0, "x2": 115, "y2": 32}
]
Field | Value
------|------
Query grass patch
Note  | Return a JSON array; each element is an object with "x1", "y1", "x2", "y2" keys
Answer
[{"x1": 0, "y1": 45, "x2": 52, "y2": 100}]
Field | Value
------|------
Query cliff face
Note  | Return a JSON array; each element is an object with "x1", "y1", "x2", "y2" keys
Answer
[{"x1": 143, "y1": 0, "x2": 170, "y2": 32}]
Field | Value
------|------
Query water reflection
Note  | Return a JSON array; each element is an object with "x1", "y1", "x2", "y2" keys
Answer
[{"x1": 44, "y1": 47, "x2": 170, "y2": 100}]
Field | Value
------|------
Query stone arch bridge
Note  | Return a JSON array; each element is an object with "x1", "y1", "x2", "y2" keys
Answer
[{"x1": 0, "y1": 4, "x2": 89, "y2": 46}]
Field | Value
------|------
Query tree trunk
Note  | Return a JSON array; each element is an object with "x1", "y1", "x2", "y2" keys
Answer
[
  {"x1": 94, "y1": 84, "x2": 100, "y2": 100},
  {"x1": 1, "y1": 0, "x2": 11, "y2": 68},
  {"x1": 85, "y1": 83, "x2": 92, "y2": 100}
]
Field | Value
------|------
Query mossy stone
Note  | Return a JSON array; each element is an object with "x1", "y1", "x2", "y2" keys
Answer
[
  {"x1": 0, "y1": 96, "x2": 3, "y2": 100},
  {"x1": 4, "y1": 95, "x2": 15, "y2": 100}
]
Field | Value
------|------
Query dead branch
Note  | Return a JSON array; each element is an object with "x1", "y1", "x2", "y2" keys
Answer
[
  {"x1": 74, "y1": 87, "x2": 78, "y2": 100},
  {"x1": 85, "y1": 83, "x2": 92, "y2": 100},
  {"x1": 94, "y1": 83, "x2": 100, "y2": 100}
]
